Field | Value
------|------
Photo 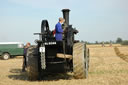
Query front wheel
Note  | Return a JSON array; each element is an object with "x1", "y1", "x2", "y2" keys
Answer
[{"x1": 2, "y1": 53, "x2": 10, "y2": 60}]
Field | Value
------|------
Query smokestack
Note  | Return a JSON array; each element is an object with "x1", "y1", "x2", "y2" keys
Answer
[{"x1": 62, "y1": 9, "x2": 70, "y2": 26}]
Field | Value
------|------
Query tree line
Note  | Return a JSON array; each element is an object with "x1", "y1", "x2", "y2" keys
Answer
[
  {"x1": 81, "y1": 37, "x2": 128, "y2": 45},
  {"x1": 116, "y1": 37, "x2": 128, "y2": 45}
]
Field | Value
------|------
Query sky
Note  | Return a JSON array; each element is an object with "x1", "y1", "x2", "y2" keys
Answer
[{"x1": 0, "y1": 0, "x2": 128, "y2": 44}]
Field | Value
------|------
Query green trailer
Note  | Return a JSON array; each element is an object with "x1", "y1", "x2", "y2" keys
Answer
[{"x1": 0, "y1": 42, "x2": 24, "y2": 60}]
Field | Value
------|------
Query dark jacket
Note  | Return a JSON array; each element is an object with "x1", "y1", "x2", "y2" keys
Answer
[{"x1": 24, "y1": 48, "x2": 28, "y2": 56}]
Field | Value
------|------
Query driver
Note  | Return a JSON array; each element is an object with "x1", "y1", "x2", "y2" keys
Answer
[{"x1": 55, "y1": 17, "x2": 65, "y2": 53}]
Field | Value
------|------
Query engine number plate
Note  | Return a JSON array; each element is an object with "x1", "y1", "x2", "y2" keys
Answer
[{"x1": 39, "y1": 47, "x2": 45, "y2": 53}]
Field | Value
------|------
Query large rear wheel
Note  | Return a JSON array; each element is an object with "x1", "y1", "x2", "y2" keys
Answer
[
  {"x1": 27, "y1": 46, "x2": 39, "y2": 80},
  {"x1": 73, "y1": 43, "x2": 89, "y2": 79}
]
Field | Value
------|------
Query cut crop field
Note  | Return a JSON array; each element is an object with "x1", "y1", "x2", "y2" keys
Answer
[
  {"x1": 117, "y1": 46, "x2": 128, "y2": 55},
  {"x1": 0, "y1": 45, "x2": 128, "y2": 85}
]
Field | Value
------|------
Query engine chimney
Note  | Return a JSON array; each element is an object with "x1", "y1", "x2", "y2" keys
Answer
[{"x1": 62, "y1": 9, "x2": 70, "y2": 26}]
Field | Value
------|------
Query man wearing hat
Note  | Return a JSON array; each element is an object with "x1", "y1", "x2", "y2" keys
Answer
[
  {"x1": 55, "y1": 17, "x2": 65, "y2": 41},
  {"x1": 55, "y1": 17, "x2": 65, "y2": 53}
]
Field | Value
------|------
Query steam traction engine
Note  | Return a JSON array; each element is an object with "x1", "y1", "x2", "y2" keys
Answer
[{"x1": 27, "y1": 9, "x2": 89, "y2": 80}]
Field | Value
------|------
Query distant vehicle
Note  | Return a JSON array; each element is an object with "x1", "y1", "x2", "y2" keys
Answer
[{"x1": 0, "y1": 42, "x2": 24, "y2": 60}]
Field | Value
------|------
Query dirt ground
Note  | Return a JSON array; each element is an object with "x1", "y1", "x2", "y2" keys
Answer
[{"x1": 0, "y1": 45, "x2": 128, "y2": 85}]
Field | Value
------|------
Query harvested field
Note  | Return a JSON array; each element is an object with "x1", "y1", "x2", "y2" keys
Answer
[
  {"x1": 114, "y1": 46, "x2": 128, "y2": 62},
  {"x1": 87, "y1": 44, "x2": 121, "y2": 48},
  {"x1": 117, "y1": 46, "x2": 128, "y2": 55},
  {"x1": 0, "y1": 45, "x2": 128, "y2": 85}
]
